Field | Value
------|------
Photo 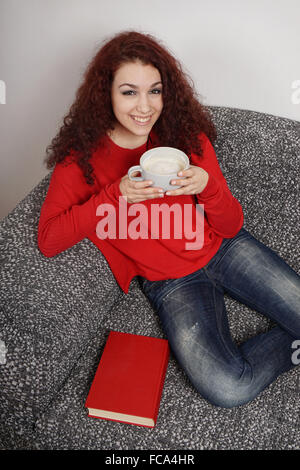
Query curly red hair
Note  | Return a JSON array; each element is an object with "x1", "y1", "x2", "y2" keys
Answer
[{"x1": 45, "y1": 31, "x2": 217, "y2": 185}]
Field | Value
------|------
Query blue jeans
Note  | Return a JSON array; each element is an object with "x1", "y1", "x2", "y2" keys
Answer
[{"x1": 139, "y1": 228, "x2": 300, "y2": 408}]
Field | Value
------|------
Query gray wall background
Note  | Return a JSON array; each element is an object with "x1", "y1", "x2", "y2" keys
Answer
[{"x1": 1, "y1": 0, "x2": 299, "y2": 220}]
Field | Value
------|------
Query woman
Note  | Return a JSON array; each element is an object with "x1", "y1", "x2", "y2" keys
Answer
[{"x1": 38, "y1": 31, "x2": 300, "y2": 408}]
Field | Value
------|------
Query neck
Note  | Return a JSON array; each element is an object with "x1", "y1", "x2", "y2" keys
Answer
[{"x1": 108, "y1": 124, "x2": 149, "y2": 149}]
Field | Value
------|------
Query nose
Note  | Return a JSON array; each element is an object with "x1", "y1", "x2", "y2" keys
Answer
[{"x1": 136, "y1": 93, "x2": 151, "y2": 114}]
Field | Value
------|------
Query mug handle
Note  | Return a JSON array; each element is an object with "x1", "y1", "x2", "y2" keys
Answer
[{"x1": 128, "y1": 165, "x2": 144, "y2": 181}]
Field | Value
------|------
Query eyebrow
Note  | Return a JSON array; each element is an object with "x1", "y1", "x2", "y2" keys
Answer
[{"x1": 119, "y1": 81, "x2": 162, "y2": 89}]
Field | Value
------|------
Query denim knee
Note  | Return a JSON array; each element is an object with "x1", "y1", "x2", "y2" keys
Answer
[
  {"x1": 192, "y1": 366, "x2": 257, "y2": 409},
  {"x1": 205, "y1": 388, "x2": 254, "y2": 409}
]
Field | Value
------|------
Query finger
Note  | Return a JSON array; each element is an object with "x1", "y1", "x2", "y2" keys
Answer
[
  {"x1": 170, "y1": 177, "x2": 193, "y2": 187},
  {"x1": 165, "y1": 188, "x2": 185, "y2": 196},
  {"x1": 129, "y1": 185, "x2": 165, "y2": 201},
  {"x1": 177, "y1": 168, "x2": 195, "y2": 177},
  {"x1": 133, "y1": 184, "x2": 164, "y2": 194},
  {"x1": 124, "y1": 174, "x2": 153, "y2": 188},
  {"x1": 130, "y1": 177, "x2": 165, "y2": 193},
  {"x1": 130, "y1": 191, "x2": 165, "y2": 202},
  {"x1": 130, "y1": 179, "x2": 154, "y2": 189},
  {"x1": 147, "y1": 192, "x2": 165, "y2": 199},
  {"x1": 165, "y1": 184, "x2": 198, "y2": 196}
]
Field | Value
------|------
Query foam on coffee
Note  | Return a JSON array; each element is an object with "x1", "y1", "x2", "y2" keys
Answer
[{"x1": 143, "y1": 155, "x2": 185, "y2": 175}]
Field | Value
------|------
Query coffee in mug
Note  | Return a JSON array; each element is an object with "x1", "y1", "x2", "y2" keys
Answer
[
  {"x1": 143, "y1": 155, "x2": 185, "y2": 175},
  {"x1": 128, "y1": 147, "x2": 189, "y2": 192}
]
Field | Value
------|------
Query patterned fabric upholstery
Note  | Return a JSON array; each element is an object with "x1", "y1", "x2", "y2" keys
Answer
[{"x1": 0, "y1": 107, "x2": 299, "y2": 449}]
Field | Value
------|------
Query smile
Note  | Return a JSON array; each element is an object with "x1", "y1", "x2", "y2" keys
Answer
[{"x1": 131, "y1": 115, "x2": 153, "y2": 124}]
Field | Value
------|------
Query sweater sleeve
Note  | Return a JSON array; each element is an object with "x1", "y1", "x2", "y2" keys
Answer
[
  {"x1": 193, "y1": 134, "x2": 244, "y2": 238},
  {"x1": 38, "y1": 159, "x2": 122, "y2": 257}
]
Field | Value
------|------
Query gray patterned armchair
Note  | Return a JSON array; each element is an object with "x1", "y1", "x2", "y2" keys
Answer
[{"x1": 0, "y1": 106, "x2": 299, "y2": 450}]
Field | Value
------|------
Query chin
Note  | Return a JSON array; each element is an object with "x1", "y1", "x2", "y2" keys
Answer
[{"x1": 129, "y1": 126, "x2": 152, "y2": 137}]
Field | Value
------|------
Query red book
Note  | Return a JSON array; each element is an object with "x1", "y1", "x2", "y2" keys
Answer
[{"x1": 85, "y1": 331, "x2": 169, "y2": 427}]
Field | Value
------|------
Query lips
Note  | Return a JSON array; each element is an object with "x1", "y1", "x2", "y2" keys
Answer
[{"x1": 131, "y1": 115, "x2": 153, "y2": 125}]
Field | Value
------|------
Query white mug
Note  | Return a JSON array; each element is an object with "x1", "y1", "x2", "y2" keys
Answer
[{"x1": 128, "y1": 147, "x2": 190, "y2": 192}]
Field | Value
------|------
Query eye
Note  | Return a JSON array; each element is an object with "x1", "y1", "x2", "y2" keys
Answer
[
  {"x1": 150, "y1": 88, "x2": 162, "y2": 94},
  {"x1": 122, "y1": 90, "x2": 136, "y2": 96}
]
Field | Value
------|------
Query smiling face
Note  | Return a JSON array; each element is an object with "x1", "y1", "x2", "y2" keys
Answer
[{"x1": 110, "y1": 60, "x2": 163, "y2": 148}]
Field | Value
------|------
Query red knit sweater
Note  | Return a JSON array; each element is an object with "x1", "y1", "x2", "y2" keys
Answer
[{"x1": 38, "y1": 133, "x2": 243, "y2": 293}]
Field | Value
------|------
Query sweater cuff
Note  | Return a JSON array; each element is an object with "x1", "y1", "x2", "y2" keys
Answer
[
  {"x1": 105, "y1": 176, "x2": 123, "y2": 203},
  {"x1": 197, "y1": 174, "x2": 221, "y2": 200}
]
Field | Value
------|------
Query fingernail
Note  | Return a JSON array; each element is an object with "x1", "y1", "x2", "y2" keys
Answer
[
  {"x1": 165, "y1": 191, "x2": 170, "y2": 196},
  {"x1": 158, "y1": 189, "x2": 164, "y2": 193}
]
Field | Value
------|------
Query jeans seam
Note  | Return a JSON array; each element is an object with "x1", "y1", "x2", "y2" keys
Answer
[
  {"x1": 240, "y1": 326, "x2": 285, "y2": 360},
  {"x1": 208, "y1": 228, "x2": 248, "y2": 271},
  {"x1": 212, "y1": 283, "x2": 243, "y2": 367},
  {"x1": 220, "y1": 281, "x2": 299, "y2": 339},
  {"x1": 160, "y1": 270, "x2": 202, "y2": 303}
]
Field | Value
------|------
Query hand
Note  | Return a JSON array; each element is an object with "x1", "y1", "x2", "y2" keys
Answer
[
  {"x1": 165, "y1": 165, "x2": 209, "y2": 196},
  {"x1": 119, "y1": 174, "x2": 164, "y2": 204}
]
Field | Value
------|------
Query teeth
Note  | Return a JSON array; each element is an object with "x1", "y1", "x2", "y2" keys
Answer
[{"x1": 132, "y1": 116, "x2": 151, "y2": 122}]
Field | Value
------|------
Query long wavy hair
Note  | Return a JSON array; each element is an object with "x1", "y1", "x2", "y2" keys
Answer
[{"x1": 45, "y1": 30, "x2": 217, "y2": 185}]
